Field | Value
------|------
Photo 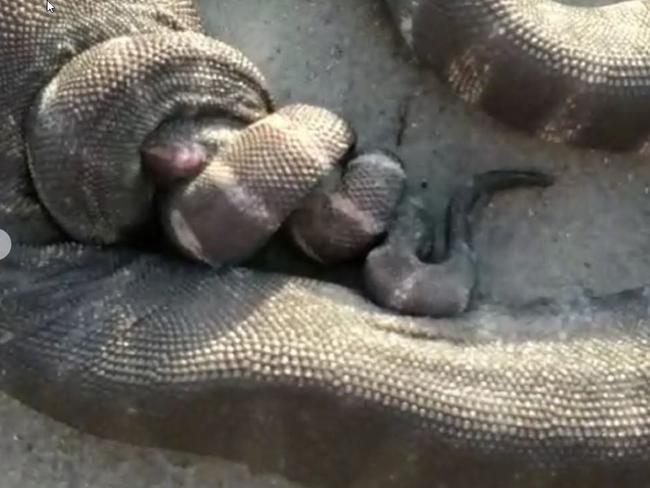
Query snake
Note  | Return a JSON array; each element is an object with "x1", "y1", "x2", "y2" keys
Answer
[{"x1": 2, "y1": 1, "x2": 650, "y2": 487}]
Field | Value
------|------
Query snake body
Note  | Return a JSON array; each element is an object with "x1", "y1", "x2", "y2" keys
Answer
[
  {"x1": 389, "y1": 0, "x2": 650, "y2": 152},
  {"x1": 3, "y1": 1, "x2": 650, "y2": 487}
]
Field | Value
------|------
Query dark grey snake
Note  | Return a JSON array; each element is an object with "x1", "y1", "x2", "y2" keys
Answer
[{"x1": 2, "y1": 1, "x2": 650, "y2": 487}]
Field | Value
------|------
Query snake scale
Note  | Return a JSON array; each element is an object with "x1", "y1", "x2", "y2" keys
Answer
[{"x1": 2, "y1": 0, "x2": 650, "y2": 487}]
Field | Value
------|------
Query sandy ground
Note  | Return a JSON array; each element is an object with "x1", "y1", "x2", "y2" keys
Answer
[{"x1": 2, "y1": 0, "x2": 650, "y2": 487}]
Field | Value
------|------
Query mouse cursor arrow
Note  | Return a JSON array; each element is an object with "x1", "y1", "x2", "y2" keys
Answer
[{"x1": 46, "y1": 1, "x2": 54, "y2": 13}]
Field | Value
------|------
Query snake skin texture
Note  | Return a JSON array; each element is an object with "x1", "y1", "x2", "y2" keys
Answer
[
  {"x1": 386, "y1": 0, "x2": 650, "y2": 153},
  {"x1": 3, "y1": 1, "x2": 650, "y2": 487},
  {"x1": 151, "y1": 107, "x2": 405, "y2": 267}
]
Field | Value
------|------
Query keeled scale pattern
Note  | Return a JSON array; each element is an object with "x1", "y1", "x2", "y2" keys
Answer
[
  {"x1": 3, "y1": 0, "x2": 650, "y2": 486},
  {"x1": 409, "y1": 0, "x2": 650, "y2": 152}
]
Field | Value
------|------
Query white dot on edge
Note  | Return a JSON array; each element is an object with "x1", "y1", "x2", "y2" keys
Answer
[{"x1": 0, "y1": 229, "x2": 12, "y2": 260}]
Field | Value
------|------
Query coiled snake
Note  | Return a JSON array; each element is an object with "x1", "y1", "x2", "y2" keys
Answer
[{"x1": 2, "y1": 1, "x2": 650, "y2": 487}]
